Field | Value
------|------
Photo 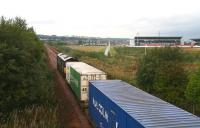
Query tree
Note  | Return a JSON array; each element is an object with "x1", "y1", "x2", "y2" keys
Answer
[
  {"x1": 185, "y1": 66, "x2": 200, "y2": 114},
  {"x1": 136, "y1": 54, "x2": 156, "y2": 92},
  {"x1": 136, "y1": 47, "x2": 187, "y2": 103}
]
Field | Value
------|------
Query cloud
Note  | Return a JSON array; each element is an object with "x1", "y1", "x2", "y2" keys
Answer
[
  {"x1": 1, "y1": 0, "x2": 200, "y2": 38},
  {"x1": 115, "y1": 13, "x2": 200, "y2": 39},
  {"x1": 28, "y1": 20, "x2": 56, "y2": 25}
]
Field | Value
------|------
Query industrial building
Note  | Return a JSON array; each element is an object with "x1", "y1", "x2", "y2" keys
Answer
[
  {"x1": 191, "y1": 39, "x2": 200, "y2": 46},
  {"x1": 130, "y1": 36, "x2": 182, "y2": 46}
]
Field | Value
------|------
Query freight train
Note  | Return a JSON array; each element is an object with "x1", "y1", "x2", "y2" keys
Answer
[{"x1": 57, "y1": 52, "x2": 200, "y2": 128}]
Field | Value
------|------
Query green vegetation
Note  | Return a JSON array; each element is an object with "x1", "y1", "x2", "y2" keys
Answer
[
  {"x1": 51, "y1": 43, "x2": 200, "y2": 116},
  {"x1": 185, "y1": 66, "x2": 200, "y2": 114},
  {"x1": 0, "y1": 17, "x2": 60, "y2": 127},
  {"x1": 136, "y1": 47, "x2": 188, "y2": 107},
  {"x1": 136, "y1": 47, "x2": 200, "y2": 115}
]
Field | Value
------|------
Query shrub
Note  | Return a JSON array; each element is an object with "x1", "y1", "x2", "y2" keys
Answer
[{"x1": 136, "y1": 47, "x2": 188, "y2": 110}]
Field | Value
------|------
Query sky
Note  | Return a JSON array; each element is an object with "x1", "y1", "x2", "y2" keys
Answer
[{"x1": 1, "y1": 0, "x2": 200, "y2": 39}]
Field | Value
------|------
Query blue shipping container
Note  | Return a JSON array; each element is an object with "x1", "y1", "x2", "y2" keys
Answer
[{"x1": 88, "y1": 80, "x2": 200, "y2": 128}]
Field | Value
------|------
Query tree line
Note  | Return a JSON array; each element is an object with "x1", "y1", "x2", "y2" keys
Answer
[{"x1": 0, "y1": 16, "x2": 55, "y2": 115}]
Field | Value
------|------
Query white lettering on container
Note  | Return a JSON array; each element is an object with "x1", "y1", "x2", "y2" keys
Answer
[
  {"x1": 116, "y1": 122, "x2": 118, "y2": 128},
  {"x1": 93, "y1": 97, "x2": 109, "y2": 122}
]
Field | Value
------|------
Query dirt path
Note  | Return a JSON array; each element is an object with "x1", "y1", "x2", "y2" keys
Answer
[{"x1": 44, "y1": 44, "x2": 92, "y2": 128}]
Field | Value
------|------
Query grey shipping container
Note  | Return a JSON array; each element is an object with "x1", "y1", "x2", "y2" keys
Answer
[{"x1": 88, "y1": 80, "x2": 200, "y2": 128}]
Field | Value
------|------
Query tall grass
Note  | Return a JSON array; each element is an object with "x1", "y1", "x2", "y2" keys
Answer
[{"x1": 0, "y1": 105, "x2": 60, "y2": 128}]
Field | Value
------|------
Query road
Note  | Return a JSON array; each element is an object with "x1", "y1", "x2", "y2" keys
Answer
[{"x1": 45, "y1": 44, "x2": 92, "y2": 128}]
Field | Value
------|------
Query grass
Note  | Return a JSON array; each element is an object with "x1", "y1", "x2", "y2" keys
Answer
[
  {"x1": 0, "y1": 105, "x2": 60, "y2": 128},
  {"x1": 182, "y1": 48, "x2": 200, "y2": 72},
  {"x1": 68, "y1": 45, "x2": 106, "y2": 52},
  {"x1": 182, "y1": 47, "x2": 200, "y2": 53}
]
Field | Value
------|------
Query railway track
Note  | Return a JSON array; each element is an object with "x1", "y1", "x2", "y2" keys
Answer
[
  {"x1": 48, "y1": 45, "x2": 58, "y2": 54},
  {"x1": 44, "y1": 44, "x2": 92, "y2": 128}
]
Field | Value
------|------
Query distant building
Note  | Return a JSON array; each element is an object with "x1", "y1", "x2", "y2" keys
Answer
[
  {"x1": 191, "y1": 39, "x2": 200, "y2": 46},
  {"x1": 133, "y1": 36, "x2": 182, "y2": 46}
]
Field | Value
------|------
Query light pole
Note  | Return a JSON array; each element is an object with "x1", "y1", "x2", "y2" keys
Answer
[{"x1": 145, "y1": 41, "x2": 147, "y2": 55}]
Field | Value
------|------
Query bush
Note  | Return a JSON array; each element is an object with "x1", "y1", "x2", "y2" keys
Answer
[{"x1": 185, "y1": 65, "x2": 200, "y2": 114}]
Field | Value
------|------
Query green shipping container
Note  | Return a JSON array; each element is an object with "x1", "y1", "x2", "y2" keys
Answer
[{"x1": 70, "y1": 66, "x2": 81, "y2": 99}]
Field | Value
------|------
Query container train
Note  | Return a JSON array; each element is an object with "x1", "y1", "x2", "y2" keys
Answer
[{"x1": 57, "y1": 52, "x2": 200, "y2": 128}]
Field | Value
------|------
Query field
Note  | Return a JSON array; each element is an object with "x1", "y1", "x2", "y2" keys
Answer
[
  {"x1": 182, "y1": 47, "x2": 200, "y2": 53},
  {"x1": 67, "y1": 45, "x2": 106, "y2": 52},
  {"x1": 54, "y1": 44, "x2": 200, "y2": 84}
]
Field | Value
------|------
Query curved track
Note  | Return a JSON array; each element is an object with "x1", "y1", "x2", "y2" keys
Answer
[{"x1": 45, "y1": 44, "x2": 92, "y2": 128}]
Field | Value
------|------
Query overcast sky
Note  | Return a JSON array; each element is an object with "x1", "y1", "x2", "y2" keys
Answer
[{"x1": 1, "y1": 0, "x2": 200, "y2": 38}]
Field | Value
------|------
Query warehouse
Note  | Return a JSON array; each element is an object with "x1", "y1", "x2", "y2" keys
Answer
[
  {"x1": 89, "y1": 80, "x2": 200, "y2": 128},
  {"x1": 134, "y1": 36, "x2": 182, "y2": 46}
]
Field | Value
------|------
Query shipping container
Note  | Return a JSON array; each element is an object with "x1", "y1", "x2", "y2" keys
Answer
[
  {"x1": 89, "y1": 80, "x2": 200, "y2": 128},
  {"x1": 66, "y1": 62, "x2": 79, "y2": 83},
  {"x1": 69, "y1": 62, "x2": 106, "y2": 102},
  {"x1": 57, "y1": 53, "x2": 64, "y2": 73},
  {"x1": 57, "y1": 53, "x2": 78, "y2": 77}
]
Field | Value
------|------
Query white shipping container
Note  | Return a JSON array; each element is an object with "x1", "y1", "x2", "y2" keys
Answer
[{"x1": 68, "y1": 62, "x2": 107, "y2": 102}]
